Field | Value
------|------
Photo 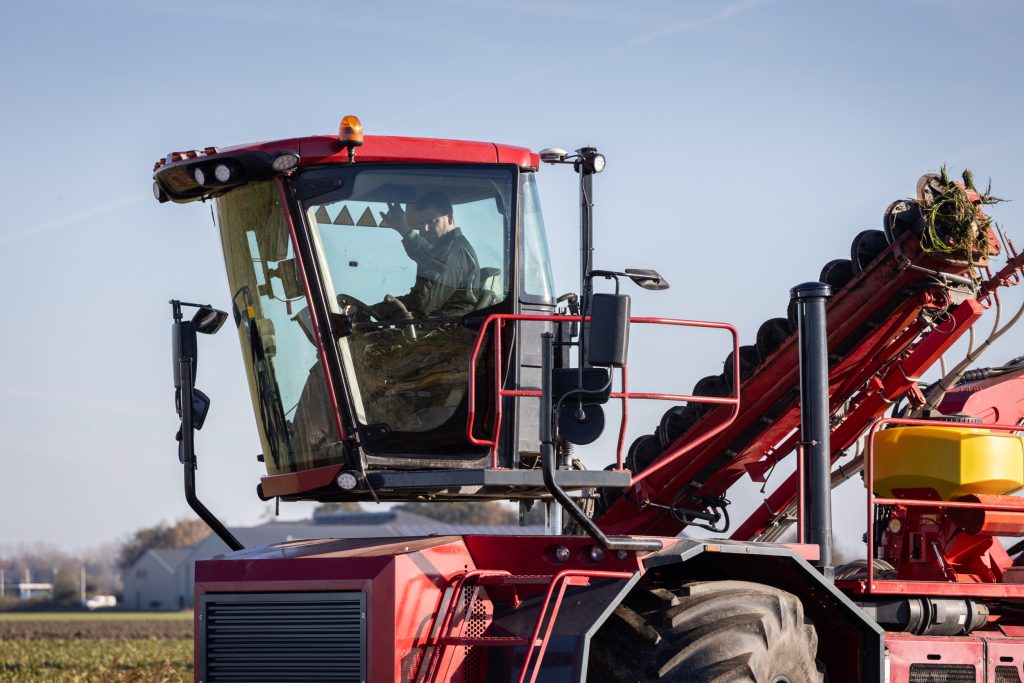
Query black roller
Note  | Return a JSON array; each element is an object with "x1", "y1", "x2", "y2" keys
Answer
[
  {"x1": 883, "y1": 199, "x2": 925, "y2": 244},
  {"x1": 723, "y1": 345, "x2": 762, "y2": 389},
  {"x1": 657, "y1": 405, "x2": 700, "y2": 448},
  {"x1": 756, "y1": 317, "x2": 792, "y2": 360},
  {"x1": 626, "y1": 433, "x2": 663, "y2": 474},
  {"x1": 690, "y1": 374, "x2": 730, "y2": 416},
  {"x1": 818, "y1": 259, "x2": 855, "y2": 292},
  {"x1": 850, "y1": 229, "x2": 889, "y2": 274}
]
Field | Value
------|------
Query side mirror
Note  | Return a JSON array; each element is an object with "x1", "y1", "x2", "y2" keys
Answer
[
  {"x1": 192, "y1": 306, "x2": 228, "y2": 335},
  {"x1": 587, "y1": 293, "x2": 630, "y2": 368},
  {"x1": 192, "y1": 388, "x2": 211, "y2": 430},
  {"x1": 172, "y1": 304, "x2": 226, "y2": 391}
]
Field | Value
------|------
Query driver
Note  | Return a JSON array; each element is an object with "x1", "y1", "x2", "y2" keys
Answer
[{"x1": 376, "y1": 191, "x2": 481, "y2": 319}]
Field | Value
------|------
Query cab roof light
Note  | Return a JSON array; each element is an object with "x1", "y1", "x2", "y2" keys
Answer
[
  {"x1": 192, "y1": 166, "x2": 211, "y2": 186},
  {"x1": 338, "y1": 115, "x2": 364, "y2": 163},
  {"x1": 271, "y1": 152, "x2": 300, "y2": 173},
  {"x1": 213, "y1": 161, "x2": 238, "y2": 183}
]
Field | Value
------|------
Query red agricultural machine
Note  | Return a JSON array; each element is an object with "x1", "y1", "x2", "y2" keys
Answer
[{"x1": 154, "y1": 116, "x2": 1024, "y2": 682}]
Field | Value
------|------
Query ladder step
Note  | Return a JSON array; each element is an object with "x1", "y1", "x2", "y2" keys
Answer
[
  {"x1": 480, "y1": 574, "x2": 553, "y2": 586},
  {"x1": 444, "y1": 636, "x2": 537, "y2": 647}
]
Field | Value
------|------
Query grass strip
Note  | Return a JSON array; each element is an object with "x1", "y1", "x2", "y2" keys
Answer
[{"x1": 0, "y1": 638, "x2": 192, "y2": 683}]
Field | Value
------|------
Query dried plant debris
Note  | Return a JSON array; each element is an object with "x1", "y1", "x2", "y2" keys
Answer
[{"x1": 915, "y1": 166, "x2": 1005, "y2": 273}]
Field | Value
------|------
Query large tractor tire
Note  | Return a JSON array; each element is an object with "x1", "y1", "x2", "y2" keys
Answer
[{"x1": 588, "y1": 580, "x2": 823, "y2": 682}]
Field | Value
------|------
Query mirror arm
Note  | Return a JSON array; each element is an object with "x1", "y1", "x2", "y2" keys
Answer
[{"x1": 173, "y1": 301, "x2": 244, "y2": 552}]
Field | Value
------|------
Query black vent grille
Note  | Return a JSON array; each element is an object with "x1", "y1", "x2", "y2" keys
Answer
[
  {"x1": 997, "y1": 666, "x2": 1023, "y2": 683},
  {"x1": 908, "y1": 663, "x2": 976, "y2": 683},
  {"x1": 200, "y1": 592, "x2": 366, "y2": 683}
]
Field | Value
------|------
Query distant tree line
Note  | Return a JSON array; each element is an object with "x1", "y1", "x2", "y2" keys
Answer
[{"x1": 115, "y1": 518, "x2": 209, "y2": 571}]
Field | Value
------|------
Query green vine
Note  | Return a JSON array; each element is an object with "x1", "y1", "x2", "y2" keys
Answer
[{"x1": 917, "y1": 165, "x2": 1004, "y2": 278}]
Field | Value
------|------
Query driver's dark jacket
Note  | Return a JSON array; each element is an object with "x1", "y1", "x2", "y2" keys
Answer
[{"x1": 398, "y1": 228, "x2": 480, "y2": 316}]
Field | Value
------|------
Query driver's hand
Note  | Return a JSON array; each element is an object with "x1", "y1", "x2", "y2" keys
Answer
[
  {"x1": 372, "y1": 299, "x2": 402, "y2": 322},
  {"x1": 379, "y1": 202, "x2": 411, "y2": 237},
  {"x1": 343, "y1": 303, "x2": 372, "y2": 324}
]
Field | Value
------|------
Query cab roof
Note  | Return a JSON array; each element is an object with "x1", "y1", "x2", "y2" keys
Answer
[{"x1": 153, "y1": 135, "x2": 539, "y2": 204}]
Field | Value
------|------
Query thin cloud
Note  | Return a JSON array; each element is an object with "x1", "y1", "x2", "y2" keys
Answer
[
  {"x1": 0, "y1": 196, "x2": 146, "y2": 247},
  {"x1": 611, "y1": 0, "x2": 767, "y2": 53}
]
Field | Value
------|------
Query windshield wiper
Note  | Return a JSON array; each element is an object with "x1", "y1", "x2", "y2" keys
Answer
[{"x1": 234, "y1": 287, "x2": 293, "y2": 469}]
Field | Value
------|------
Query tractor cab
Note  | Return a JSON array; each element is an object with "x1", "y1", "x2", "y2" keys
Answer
[{"x1": 156, "y1": 117, "x2": 634, "y2": 506}]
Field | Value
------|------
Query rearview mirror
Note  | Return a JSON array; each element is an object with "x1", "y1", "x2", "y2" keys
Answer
[
  {"x1": 192, "y1": 388, "x2": 211, "y2": 430},
  {"x1": 587, "y1": 293, "x2": 631, "y2": 368},
  {"x1": 192, "y1": 306, "x2": 228, "y2": 335}
]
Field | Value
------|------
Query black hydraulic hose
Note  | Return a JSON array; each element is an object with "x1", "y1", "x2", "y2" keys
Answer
[{"x1": 540, "y1": 333, "x2": 661, "y2": 552}]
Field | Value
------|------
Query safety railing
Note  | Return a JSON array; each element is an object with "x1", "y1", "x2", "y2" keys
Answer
[
  {"x1": 862, "y1": 416, "x2": 1024, "y2": 596},
  {"x1": 515, "y1": 569, "x2": 633, "y2": 683},
  {"x1": 421, "y1": 566, "x2": 633, "y2": 683},
  {"x1": 465, "y1": 313, "x2": 741, "y2": 484}
]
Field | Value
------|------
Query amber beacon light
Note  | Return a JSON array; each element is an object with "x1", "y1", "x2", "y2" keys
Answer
[{"x1": 338, "y1": 115, "x2": 364, "y2": 162}]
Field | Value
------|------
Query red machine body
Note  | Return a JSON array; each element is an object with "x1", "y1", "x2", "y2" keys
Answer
[{"x1": 156, "y1": 121, "x2": 1024, "y2": 682}]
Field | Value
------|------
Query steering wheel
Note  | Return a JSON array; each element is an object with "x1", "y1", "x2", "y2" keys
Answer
[
  {"x1": 383, "y1": 294, "x2": 412, "y2": 320},
  {"x1": 336, "y1": 293, "x2": 380, "y2": 322}
]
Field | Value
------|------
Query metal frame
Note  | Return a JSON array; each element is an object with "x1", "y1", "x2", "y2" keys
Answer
[
  {"x1": 466, "y1": 312, "x2": 741, "y2": 475},
  {"x1": 731, "y1": 296, "x2": 985, "y2": 542},
  {"x1": 420, "y1": 568, "x2": 633, "y2": 683}
]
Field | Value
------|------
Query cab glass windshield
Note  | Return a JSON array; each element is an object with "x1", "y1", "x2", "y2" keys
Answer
[
  {"x1": 214, "y1": 180, "x2": 342, "y2": 476},
  {"x1": 294, "y1": 165, "x2": 514, "y2": 456}
]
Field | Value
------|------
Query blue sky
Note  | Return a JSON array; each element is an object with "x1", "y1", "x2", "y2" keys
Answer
[{"x1": 1, "y1": 0, "x2": 1023, "y2": 550}]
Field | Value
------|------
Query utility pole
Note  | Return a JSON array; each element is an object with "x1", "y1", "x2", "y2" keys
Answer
[{"x1": 80, "y1": 566, "x2": 86, "y2": 604}]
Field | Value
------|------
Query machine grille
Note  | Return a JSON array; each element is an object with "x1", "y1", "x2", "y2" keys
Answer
[
  {"x1": 200, "y1": 592, "x2": 366, "y2": 683},
  {"x1": 908, "y1": 664, "x2": 976, "y2": 683},
  {"x1": 996, "y1": 666, "x2": 1023, "y2": 683}
]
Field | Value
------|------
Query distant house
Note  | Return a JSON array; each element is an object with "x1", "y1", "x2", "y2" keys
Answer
[
  {"x1": 123, "y1": 509, "x2": 542, "y2": 610},
  {"x1": 123, "y1": 548, "x2": 191, "y2": 611}
]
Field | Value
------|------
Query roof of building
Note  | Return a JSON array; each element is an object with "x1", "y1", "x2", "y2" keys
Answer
[
  {"x1": 148, "y1": 548, "x2": 193, "y2": 573},
  {"x1": 124, "y1": 509, "x2": 547, "y2": 572},
  {"x1": 222, "y1": 509, "x2": 543, "y2": 549}
]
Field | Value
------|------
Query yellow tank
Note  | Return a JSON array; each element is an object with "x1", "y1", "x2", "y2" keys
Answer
[{"x1": 873, "y1": 426, "x2": 1024, "y2": 500}]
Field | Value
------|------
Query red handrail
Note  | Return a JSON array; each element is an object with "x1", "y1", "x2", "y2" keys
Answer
[
  {"x1": 516, "y1": 569, "x2": 633, "y2": 683},
  {"x1": 465, "y1": 314, "x2": 740, "y2": 471}
]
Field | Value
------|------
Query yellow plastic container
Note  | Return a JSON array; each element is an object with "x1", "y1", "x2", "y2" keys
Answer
[{"x1": 872, "y1": 426, "x2": 1024, "y2": 500}]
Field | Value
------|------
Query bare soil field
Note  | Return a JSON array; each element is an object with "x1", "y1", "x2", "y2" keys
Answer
[{"x1": 0, "y1": 616, "x2": 192, "y2": 640}]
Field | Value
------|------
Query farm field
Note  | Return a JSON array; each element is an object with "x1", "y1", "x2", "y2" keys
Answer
[{"x1": 0, "y1": 612, "x2": 192, "y2": 682}]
